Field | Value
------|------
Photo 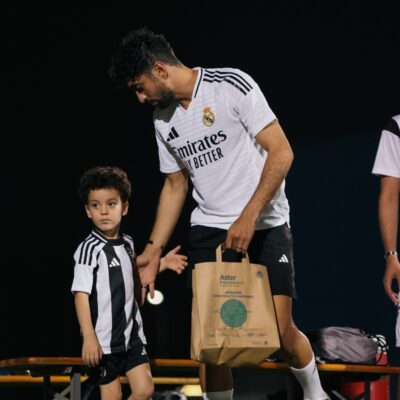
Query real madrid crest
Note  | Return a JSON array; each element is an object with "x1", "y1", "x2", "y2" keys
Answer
[{"x1": 202, "y1": 107, "x2": 215, "y2": 127}]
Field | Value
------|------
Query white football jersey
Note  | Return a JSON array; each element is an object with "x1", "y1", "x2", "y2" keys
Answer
[
  {"x1": 71, "y1": 231, "x2": 146, "y2": 354},
  {"x1": 153, "y1": 67, "x2": 290, "y2": 230}
]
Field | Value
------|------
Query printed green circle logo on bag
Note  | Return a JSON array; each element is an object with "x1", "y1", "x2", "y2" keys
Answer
[{"x1": 220, "y1": 299, "x2": 247, "y2": 328}]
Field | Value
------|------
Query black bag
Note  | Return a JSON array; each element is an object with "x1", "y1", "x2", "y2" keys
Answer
[{"x1": 306, "y1": 326, "x2": 387, "y2": 365}]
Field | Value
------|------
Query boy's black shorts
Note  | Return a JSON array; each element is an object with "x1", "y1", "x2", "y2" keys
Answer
[
  {"x1": 187, "y1": 223, "x2": 297, "y2": 299},
  {"x1": 89, "y1": 343, "x2": 149, "y2": 385}
]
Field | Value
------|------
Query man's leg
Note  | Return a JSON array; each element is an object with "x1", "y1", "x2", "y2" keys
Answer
[
  {"x1": 199, "y1": 363, "x2": 233, "y2": 400},
  {"x1": 274, "y1": 294, "x2": 329, "y2": 400}
]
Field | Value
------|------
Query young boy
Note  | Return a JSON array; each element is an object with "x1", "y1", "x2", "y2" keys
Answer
[{"x1": 71, "y1": 166, "x2": 187, "y2": 400}]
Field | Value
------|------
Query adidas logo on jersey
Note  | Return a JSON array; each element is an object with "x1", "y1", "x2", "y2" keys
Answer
[
  {"x1": 141, "y1": 347, "x2": 147, "y2": 356},
  {"x1": 109, "y1": 257, "x2": 120, "y2": 268},
  {"x1": 166, "y1": 127, "x2": 180, "y2": 142},
  {"x1": 279, "y1": 254, "x2": 289, "y2": 263}
]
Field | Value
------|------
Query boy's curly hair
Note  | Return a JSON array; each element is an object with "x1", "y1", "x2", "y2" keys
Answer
[
  {"x1": 109, "y1": 27, "x2": 181, "y2": 88},
  {"x1": 79, "y1": 166, "x2": 131, "y2": 204}
]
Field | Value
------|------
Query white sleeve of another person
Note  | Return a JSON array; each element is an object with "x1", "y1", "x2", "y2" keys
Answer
[{"x1": 372, "y1": 131, "x2": 400, "y2": 178}]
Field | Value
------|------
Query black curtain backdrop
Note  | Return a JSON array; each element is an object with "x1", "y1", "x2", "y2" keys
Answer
[{"x1": 2, "y1": 1, "x2": 400, "y2": 369}]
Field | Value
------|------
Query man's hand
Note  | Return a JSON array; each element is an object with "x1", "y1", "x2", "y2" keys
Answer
[
  {"x1": 225, "y1": 211, "x2": 257, "y2": 252},
  {"x1": 136, "y1": 249, "x2": 162, "y2": 304},
  {"x1": 383, "y1": 257, "x2": 400, "y2": 305}
]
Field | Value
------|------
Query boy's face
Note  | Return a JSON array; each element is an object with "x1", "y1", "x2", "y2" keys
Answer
[{"x1": 85, "y1": 188, "x2": 128, "y2": 239}]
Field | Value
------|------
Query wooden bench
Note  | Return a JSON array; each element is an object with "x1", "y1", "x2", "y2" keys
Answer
[
  {"x1": 1, "y1": 357, "x2": 399, "y2": 399},
  {"x1": 0, "y1": 357, "x2": 201, "y2": 399}
]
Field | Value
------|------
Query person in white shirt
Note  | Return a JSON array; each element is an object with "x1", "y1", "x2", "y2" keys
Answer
[
  {"x1": 372, "y1": 115, "x2": 400, "y2": 346},
  {"x1": 109, "y1": 28, "x2": 329, "y2": 400}
]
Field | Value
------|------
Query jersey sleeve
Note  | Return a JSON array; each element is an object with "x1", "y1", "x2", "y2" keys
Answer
[
  {"x1": 230, "y1": 69, "x2": 277, "y2": 139},
  {"x1": 372, "y1": 120, "x2": 400, "y2": 178},
  {"x1": 71, "y1": 242, "x2": 101, "y2": 294},
  {"x1": 155, "y1": 128, "x2": 186, "y2": 173}
]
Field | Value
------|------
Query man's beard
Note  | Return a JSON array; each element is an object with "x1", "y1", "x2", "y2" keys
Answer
[{"x1": 156, "y1": 86, "x2": 175, "y2": 109}]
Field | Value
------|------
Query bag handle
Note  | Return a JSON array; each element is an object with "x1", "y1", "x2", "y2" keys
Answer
[{"x1": 215, "y1": 244, "x2": 250, "y2": 264}]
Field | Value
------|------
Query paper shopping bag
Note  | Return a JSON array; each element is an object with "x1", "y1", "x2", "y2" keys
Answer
[{"x1": 191, "y1": 245, "x2": 280, "y2": 367}]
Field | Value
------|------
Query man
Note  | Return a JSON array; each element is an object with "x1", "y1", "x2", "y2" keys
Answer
[
  {"x1": 109, "y1": 27, "x2": 328, "y2": 400},
  {"x1": 372, "y1": 115, "x2": 400, "y2": 343}
]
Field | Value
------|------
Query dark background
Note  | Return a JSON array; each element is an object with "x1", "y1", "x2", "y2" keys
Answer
[{"x1": 2, "y1": 0, "x2": 400, "y2": 373}]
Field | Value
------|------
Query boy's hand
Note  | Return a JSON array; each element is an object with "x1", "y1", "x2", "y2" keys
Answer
[
  {"x1": 161, "y1": 245, "x2": 188, "y2": 274},
  {"x1": 82, "y1": 333, "x2": 102, "y2": 367}
]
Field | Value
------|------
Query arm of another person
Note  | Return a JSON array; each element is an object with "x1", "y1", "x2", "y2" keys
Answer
[
  {"x1": 74, "y1": 292, "x2": 102, "y2": 366},
  {"x1": 225, "y1": 120, "x2": 293, "y2": 251},
  {"x1": 136, "y1": 169, "x2": 188, "y2": 300},
  {"x1": 379, "y1": 176, "x2": 400, "y2": 305}
]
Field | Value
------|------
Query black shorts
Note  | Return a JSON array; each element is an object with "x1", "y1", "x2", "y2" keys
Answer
[
  {"x1": 187, "y1": 223, "x2": 297, "y2": 299},
  {"x1": 89, "y1": 343, "x2": 149, "y2": 385}
]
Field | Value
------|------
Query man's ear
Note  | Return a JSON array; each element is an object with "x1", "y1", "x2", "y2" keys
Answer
[
  {"x1": 85, "y1": 205, "x2": 92, "y2": 219},
  {"x1": 122, "y1": 201, "x2": 129, "y2": 216},
  {"x1": 152, "y1": 61, "x2": 168, "y2": 80}
]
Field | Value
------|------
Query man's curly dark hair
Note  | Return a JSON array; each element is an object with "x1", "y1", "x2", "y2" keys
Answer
[
  {"x1": 108, "y1": 27, "x2": 182, "y2": 89},
  {"x1": 79, "y1": 166, "x2": 132, "y2": 204}
]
